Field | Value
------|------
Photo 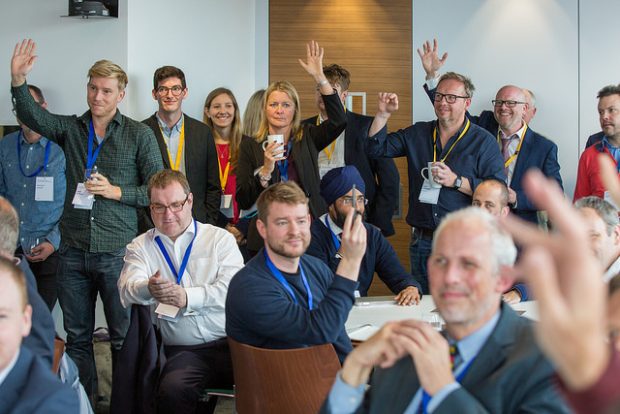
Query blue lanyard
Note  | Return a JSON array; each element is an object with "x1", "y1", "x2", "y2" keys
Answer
[
  {"x1": 86, "y1": 120, "x2": 104, "y2": 171},
  {"x1": 16, "y1": 130, "x2": 51, "y2": 178},
  {"x1": 277, "y1": 141, "x2": 293, "y2": 182},
  {"x1": 263, "y1": 249, "x2": 313, "y2": 309},
  {"x1": 419, "y1": 355, "x2": 476, "y2": 414},
  {"x1": 154, "y1": 220, "x2": 197, "y2": 285},
  {"x1": 324, "y1": 216, "x2": 341, "y2": 251}
]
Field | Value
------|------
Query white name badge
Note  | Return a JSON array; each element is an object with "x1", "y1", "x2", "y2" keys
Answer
[
  {"x1": 220, "y1": 194, "x2": 234, "y2": 218},
  {"x1": 155, "y1": 303, "x2": 180, "y2": 322},
  {"x1": 418, "y1": 179, "x2": 441, "y2": 205},
  {"x1": 35, "y1": 176, "x2": 54, "y2": 202},
  {"x1": 72, "y1": 183, "x2": 94, "y2": 210}
]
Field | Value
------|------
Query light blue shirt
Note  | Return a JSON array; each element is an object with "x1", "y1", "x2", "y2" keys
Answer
[
  {"x1": 602, "y1": 137, "x2": 620, "y2": 168},
  {"x1": 328, "y1": 310, "x2": 501, "y2": 414},
  {"x1": 0, "y1": 131, "x2": 66, "y2": 250},
  {"x1": 155, "y1": 112, "x2": 185, "y2": 173}
]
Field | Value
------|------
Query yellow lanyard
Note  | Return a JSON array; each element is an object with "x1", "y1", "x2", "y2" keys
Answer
[
  {"x1": 497, "y1": 123, "x2": 528, "y2": 168},
  {"x1": 432, "y1": 119, "x2": 471, "y2": 162},
  {"x1": 316, "y1": 108, "x2": 346, "y2": 161},
  {"x1": 160, "y1": 121, "x2": 185, "y2": 171},
  {"x1": 217, "y1": 151, "x2": 231, "y2": 192}
]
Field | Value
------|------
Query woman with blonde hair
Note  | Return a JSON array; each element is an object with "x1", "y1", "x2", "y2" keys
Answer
[
  {"x1": 204, "y1": 87, "x2": 248, "y2": 251},
  {"x1": 242, "y1": 89, "x2": 265, "y2": 137},
  {"x1": 236, "y1": 41, "x2": 347, "y2": 253}
]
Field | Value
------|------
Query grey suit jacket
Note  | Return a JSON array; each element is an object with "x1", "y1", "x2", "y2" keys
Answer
[{"x1": 323, "y1": 304, "x2": 570, "y2": 413}]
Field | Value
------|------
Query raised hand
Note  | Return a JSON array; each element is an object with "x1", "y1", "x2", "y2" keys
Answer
[
  {"x1": 11, "y1": 39, "x2": 37, "y2": 86},
  {"x1": 298, "y1": 40, "x2": 325, "y2": 80},
  {"x1": 416, "y1": 38, "x2": 448, "y2": 80},
  {"x1": 336, "y1": 207, "x2": 367, "y2": 282},
  {"x1": 377, "y1": 92, "x2": 399, "y2": 116}
]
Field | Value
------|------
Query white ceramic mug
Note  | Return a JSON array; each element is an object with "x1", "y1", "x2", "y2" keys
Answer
[
  {"x1": 261, "y1": 134, "x2": 284, "y2": 154},
  {"x1": 420, "y1": 162, "x2": 441, "y2": 188}
]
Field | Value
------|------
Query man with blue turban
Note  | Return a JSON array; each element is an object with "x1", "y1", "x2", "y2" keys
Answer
[{"x1": 307, "y1": 166, "x2": 421, "y2": 305}]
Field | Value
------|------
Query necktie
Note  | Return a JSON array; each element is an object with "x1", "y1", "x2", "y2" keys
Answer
[
  {"x1": 501, "y1": 137, "x2": 515, "y2": 177},
  {"x1": 417, "y1": 343, "x2": 462, "y2": 414}
]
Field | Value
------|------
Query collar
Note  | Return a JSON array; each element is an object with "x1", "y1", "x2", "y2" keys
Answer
[
  {"x1": 499, "y1": 122, "x2": 526, "y2": 141},
  {"x1": 0, "y1": 348, "x2": 20, "y2": 388},
  {"x1": 602, "y1": 136, "x2": 620, "y2": 150},
  {"x1": 156, "y1": 112, "x2": 184, "y2": 135},
  {"x1": 19, "y1": 130, "x2": 48, "y2": 148},
  {"x1": 605, "y1": 255, "x2": 620, "y2": 282},
  {"x1": 78, "y1": 109, "x2": 123, "y2": 127},
  {"x1": 446, "y1": 309, "x2": 501, "y2": 364},
  {"x1": 151, "y1": 218, "x2": 196, "y2": 247},
  {"x1": 320, "y1": 212, "x2": 343, "y2": 236}
]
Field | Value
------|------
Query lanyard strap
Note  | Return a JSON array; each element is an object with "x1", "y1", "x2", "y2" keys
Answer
[
  {"x1": 497, "y1": 123, "x2": 528, "y2": 168},
  {"x1": 154, "y1": 220, "x2": 197, "y2": 285},
  {"x1": 217, "y1": 155, "x2": 231, "y2": 192},
  {"x1": 277, "y1": 141, "x2": 293, "y2": 182},
  {"x1": 432, "y1": 119, "x2": 471, "y2": 162},
  {"x1": 16, "y1": 130, "x2": 51, "y2": 177},
  {"x1": 263, "y1": 249, "x2": 313, "y2": 310},
  {"x1": 160, "y1": 121, "x2": 185, "y2": 171},
  {"x1": 324, "y1": 216, "x2": 341, "y2": 251},
  {"x1": 419, "y1": 355, "x2": 476, "y2": 414},
  {"x1": 87, "y1": 120, "x2": 105, "y2": 171},
  {"x1": 315, "y1": 112, "x2": 343, "y2": 161}
]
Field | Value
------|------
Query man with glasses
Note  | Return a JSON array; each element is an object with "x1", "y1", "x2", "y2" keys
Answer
[
  {"x1": 307, "y1": 166, "x2": 421, "y2": 304},
  {"x1": 366, "y1": 72, "x2": 504, "y2": 294},
  {"x1": 118, "y1": 169, "x2": 244, "y2": 413},
  {"x1": 0, "y1": 84, "x2": 65, "y2": 311},
  {"x1": 143, "y1": 66, "x2": 220, "y2": 227},
  {"x1": 418, "y1": 40, "x2": 563, "y2": 223},
  {"x1": 10, "y1": 39, "x2": 164, "y2": 403}
]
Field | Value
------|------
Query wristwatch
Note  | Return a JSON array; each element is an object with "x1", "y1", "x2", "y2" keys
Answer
[{"x1": 453, "y1": 176, "x2": 462, "y2": 189}]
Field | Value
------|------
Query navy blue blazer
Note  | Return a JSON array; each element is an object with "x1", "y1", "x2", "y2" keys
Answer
[
  {"x1": 586, "y1": 131, "x2": 604, "y2": 148},
  {"x1": 306, "y1": 218, "x2": 420, "y2": 296},
  {"x1": 0, "y1": 346, "x2": 78, "y2": 413},
  {"x1": 303, "y1": 112, "x2": 400, "y2": 236},
  {"x1": 321, "y1": 304, "x2": 570, "y2": 413}
]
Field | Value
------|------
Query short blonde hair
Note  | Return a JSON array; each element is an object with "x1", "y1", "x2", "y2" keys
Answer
[
  {"x1": 255, "y1": 81, "x2": 303, "y2": 143},
  {"x1": 88, "y1": 60, "x2": 128, "y2": 90}
]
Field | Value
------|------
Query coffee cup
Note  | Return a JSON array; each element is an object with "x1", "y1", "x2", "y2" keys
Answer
[
  {"x1": 261, "y1": 134, "x2": 285, "y2": 154},
  {"x1": 420, "y1": 162, "x2": 441, "y2": 188}
]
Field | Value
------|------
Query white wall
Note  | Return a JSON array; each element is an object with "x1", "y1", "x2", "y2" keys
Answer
[{"x1": 413, "y1": 0, "x2": 580, "y2": 195}]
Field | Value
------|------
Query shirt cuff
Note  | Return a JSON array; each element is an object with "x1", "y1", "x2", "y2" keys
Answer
[
  {"x1": 327, "y1": 371, "x2": 366, "y2": 414},
  {"x1": 184, "y1": 286, "x2": 205, "y2": 314},
  {"x1": 428, "y1": 382, "x2": 461, "y2": 413},
  {"x1": 425, "y1": 76, "x2": 440, "y2": 90}
]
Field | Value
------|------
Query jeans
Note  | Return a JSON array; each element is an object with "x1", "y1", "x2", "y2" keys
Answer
[
  {"x1": 409, "y1": 229, "x2": 433, "y2": 295},
  {"x1": 57, "y1": 243, "x2": 130, "y2": 401}
]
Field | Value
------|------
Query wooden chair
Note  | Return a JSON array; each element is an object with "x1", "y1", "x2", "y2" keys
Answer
[
  {"x1": 228, "y1": 337, "x2": 341, "y2": 414},
  {"x1": 52, "y1": 337, "x2": 65, "y2": 375}
]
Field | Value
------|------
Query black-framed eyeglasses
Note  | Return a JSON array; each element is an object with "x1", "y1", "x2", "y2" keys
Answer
[
  {"x1": 156, "y1": 85, "x2": 185, "y2": 97},
  {"x1": 150, "y1": 195, "x2": 189, "y2": 214},
  {"x1": 492, "y1": 100, "x2": 526, "y2": 108},
  {"x1": 339, "y1": 196, "x2": 368, "y2": 206},
  {"x1": 434, "y1": 92, "x2": 470, "y2": 104}
]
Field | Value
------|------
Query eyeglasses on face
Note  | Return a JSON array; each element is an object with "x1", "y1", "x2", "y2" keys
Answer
[
  {"x1": 339, "y1": 196, "x2": 368, "y2": 206},
  {"x1": 150, "y1": 195, "x2": 189, "y2": 214},
  {"x1": 492, "y1": 100, "x2": 526, "y2": 108},
  {"x1": 433, "y1": 92, "x2": 470, "y2": 104},
  {"x1": 156, "y1": 85, "x2": 185, "y2": 97}
]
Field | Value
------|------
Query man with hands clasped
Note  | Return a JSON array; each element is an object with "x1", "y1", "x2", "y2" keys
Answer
[
  {"x1": 366, "y1": 72, "x2": 504, "y2": 294},
  {"x1": 323, "y1": 207, "x2": 569, "y2": 413}
]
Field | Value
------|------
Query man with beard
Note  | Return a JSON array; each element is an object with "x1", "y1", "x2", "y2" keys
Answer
[
  {"x1": 225, "y1": 181, "x2": 366, "y2": 362},
  {"x1": 322, "y1": 207, "x2": 569, "y2": 413},
  {"x1": 306, "y1": 166, "x2": 421, "y2": 304},
  {"x1": 575, "y1": 85, "x2": 620, "y2": 201}
]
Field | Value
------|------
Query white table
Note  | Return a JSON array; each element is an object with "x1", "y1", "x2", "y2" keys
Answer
[{"x1": 346, "y1": 296, "x2": 538, "y2": 341}]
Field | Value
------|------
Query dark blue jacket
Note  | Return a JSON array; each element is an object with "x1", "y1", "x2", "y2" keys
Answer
[
  {"x1": 226, "y1": 250, "x2": 355, "y2": 363},
  {"x1": 0, "y1": 346, "x2": 78, "y2": 413},
  {"x1": 307, "y1": 219, "x2": 421, "y2": 296}
]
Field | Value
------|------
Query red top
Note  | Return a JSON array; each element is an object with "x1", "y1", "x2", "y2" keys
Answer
[
  {"x1": 216, "y1": 143, "x2": 239, "y2": 223},
  {"x1": 574, "y1": 143, "x2": 618, "y2": 201}
]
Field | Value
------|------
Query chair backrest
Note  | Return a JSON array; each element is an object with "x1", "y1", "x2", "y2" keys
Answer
[
  {"x1": 52, "y1": 337, "x2": 65, "y2": 374},
  {"x1": 228, "y1": 337, "x2": 341, "y2": 414}
]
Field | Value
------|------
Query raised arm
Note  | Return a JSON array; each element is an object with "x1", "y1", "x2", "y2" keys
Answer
[
  {"x1": 369, "y1": 93, "x2": 399, "y2": 138},
  {"x1": 11, "y1": 39, "x2": 37, "y2": 87},
  {"x1": 417, "y1": 38, "x2": 448, "y2": 81}
]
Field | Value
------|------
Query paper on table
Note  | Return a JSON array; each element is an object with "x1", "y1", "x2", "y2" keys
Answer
[{"x1": 347, "y1": 324, "x2": 380, "y2": 341}]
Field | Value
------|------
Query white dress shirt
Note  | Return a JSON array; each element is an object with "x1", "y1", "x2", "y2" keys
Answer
[
  {"x1": 317, "y1": 113, "x2": 346, "y2": 178},
  {"x1": 118, "y1": 221, "x2": 244, "y2": 346}
]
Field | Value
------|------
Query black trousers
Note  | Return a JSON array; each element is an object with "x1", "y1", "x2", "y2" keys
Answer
[
  {"x1": 16, "y1": 248, "x2": 59, "y2": 311},
  {"x1": 157, "y1": 338, "x2": 234, "y2": 414}
]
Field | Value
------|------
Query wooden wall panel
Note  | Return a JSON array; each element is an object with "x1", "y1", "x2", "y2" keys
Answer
[{"x1": 270, "y1": 0, "x2": 412, "y2": 296}]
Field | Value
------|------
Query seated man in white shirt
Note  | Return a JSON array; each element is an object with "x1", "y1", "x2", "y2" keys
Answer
[
  {"x1": 574, "y1": 196, "x2": 620, "y2": 282},
  {"x1": 118, "y1": 169, "x2": 244, "y2": 413}
]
